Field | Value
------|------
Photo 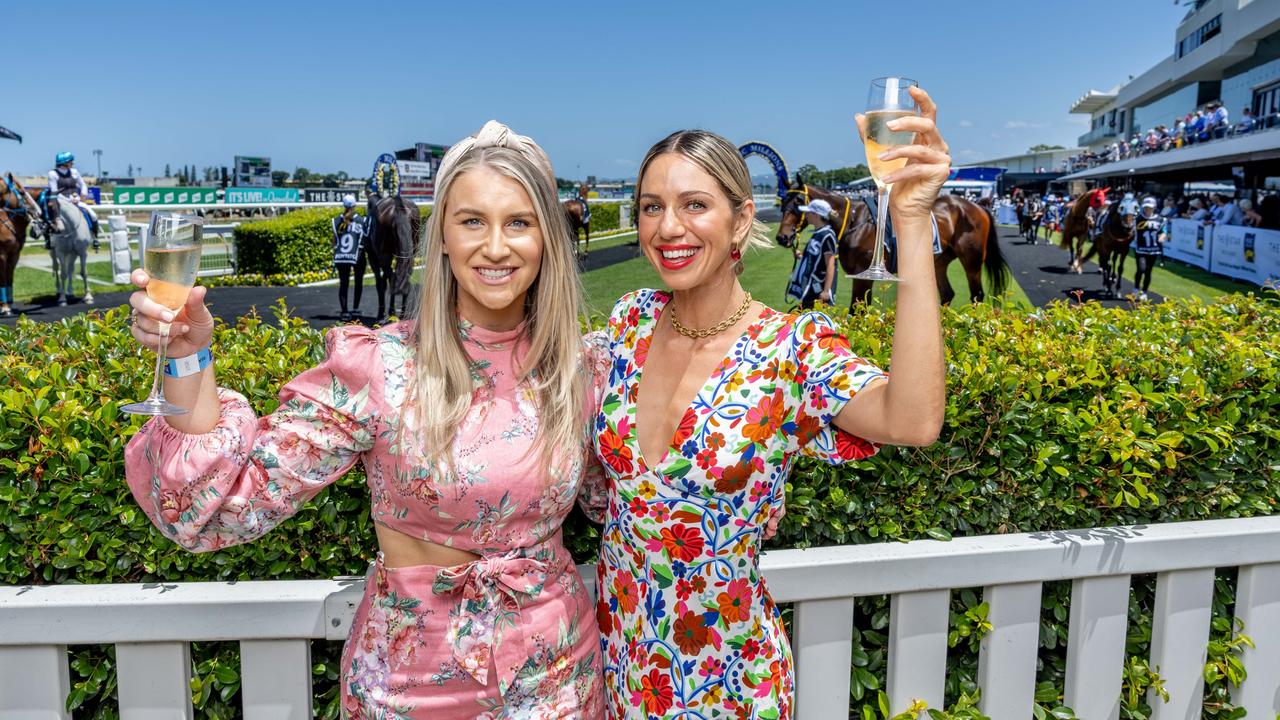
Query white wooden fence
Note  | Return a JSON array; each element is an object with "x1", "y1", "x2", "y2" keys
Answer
[{"x1": 2, "y1": 516, "x2": 1279, "y2": 719}]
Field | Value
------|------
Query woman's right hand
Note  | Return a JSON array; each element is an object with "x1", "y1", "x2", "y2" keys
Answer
[{"x1": 129, "y1": 269, "x2": 215, "y2": 358}]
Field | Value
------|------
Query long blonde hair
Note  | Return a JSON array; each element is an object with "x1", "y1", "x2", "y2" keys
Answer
[
  {"x1": 635, "y1": 129, "x2": 772, "y2": 252},
  {"x1": 403, "y1": 121, "x2": 587, "y2": 469}
]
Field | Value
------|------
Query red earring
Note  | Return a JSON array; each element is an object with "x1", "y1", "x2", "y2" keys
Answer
[{"x1": 731, "y1": 247, "x2": 742, "y2": 261}]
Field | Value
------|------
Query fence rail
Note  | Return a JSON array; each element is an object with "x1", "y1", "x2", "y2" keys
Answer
[{"x1": 3, "y1": 516, "x2": 1279, "y2": 719}]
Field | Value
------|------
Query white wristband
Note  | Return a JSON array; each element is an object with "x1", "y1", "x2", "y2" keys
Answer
[{"x1": 164, "y1": 347, "x2": 213, "y2": 378}]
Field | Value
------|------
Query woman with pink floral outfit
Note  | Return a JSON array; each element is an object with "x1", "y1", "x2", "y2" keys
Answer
[{"x1": 124, "y1": 121, "x2": 609, "y2": 719}]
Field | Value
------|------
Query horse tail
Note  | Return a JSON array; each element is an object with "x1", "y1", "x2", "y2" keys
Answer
[{"x1": 982, "y1": 207, "x2": 1010, "y2": 298}]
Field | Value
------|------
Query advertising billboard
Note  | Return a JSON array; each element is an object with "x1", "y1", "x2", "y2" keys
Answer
[{"x1": 234, "y1": 156, "x2": 272, "y2": 188}]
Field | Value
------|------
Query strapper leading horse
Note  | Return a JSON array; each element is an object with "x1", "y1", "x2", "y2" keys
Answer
[
  {"x1": 777, "y1": 179, "x2": 1008, "y2": 307},
  {"x1": 366, "y1": 194, "x2": 420, "y2": 322}
]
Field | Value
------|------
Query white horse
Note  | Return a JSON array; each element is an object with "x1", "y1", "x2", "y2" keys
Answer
[{"x1": 48, "y1": 196, "x2": 94, "y2": 306}]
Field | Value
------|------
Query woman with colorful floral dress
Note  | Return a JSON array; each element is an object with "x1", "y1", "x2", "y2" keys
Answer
[
  {"x1": 594, "y1": 88, "x2": 950, "y2": 719},
  {"x1": 123, "y1": 121, "x2": 609, "y2": 719}
]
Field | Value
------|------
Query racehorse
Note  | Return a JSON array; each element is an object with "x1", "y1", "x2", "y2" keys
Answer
[
  {"x1": 777, "y1": 179, "x2": 1009, "y2": 306},
  {"x1": 1077, "y1": 200, "x2": 1137, "y2": 298},
  {"x1": 563, "y1": 188, "x2": 591, "y2": 258},
  {"x1": 1059, "y1": 188, "x2": 1109, "y2": 273},
  {"x1": 367, "y1": 194, "x2": 420, "y2": 322},
  {"x1": 45, "y1": 195, "x2": 95, "y2": 307},
  {"x1": 0, "y1": 173, "x2": 37, "y2": 316}
]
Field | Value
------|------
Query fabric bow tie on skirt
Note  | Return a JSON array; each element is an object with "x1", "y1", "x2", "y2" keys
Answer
[{"x1": 432, "y1": 552, "x2": 549, "y2": 693}]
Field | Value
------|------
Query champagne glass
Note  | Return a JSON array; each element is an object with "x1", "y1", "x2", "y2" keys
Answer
[
  {"x1": 853, "y1": 77, "x2": 920, "y2": 282},
  {"x1": 122, "y1": 212, "x2": 204, "y2": 416}
]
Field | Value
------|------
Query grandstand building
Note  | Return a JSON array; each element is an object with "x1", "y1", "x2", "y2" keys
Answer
[{"x1": 1060, "y1": 0, "x2": 1280, "y2": 190}]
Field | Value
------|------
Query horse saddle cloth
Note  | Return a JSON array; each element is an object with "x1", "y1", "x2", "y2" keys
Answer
[
  {"x1": 1092, "y1": 209, "x2": 1110, "y2": 238},
  {"x1": 863, "y1": 196, "x2": 941, "y2": 255}
]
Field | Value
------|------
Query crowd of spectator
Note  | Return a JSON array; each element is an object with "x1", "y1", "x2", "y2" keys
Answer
[
  {"x1": 993, "y1": 190, "x2": 1280, "y2": 231},
  {"x1": 1064, "y1": 101, "x2": 1280, "y2": 172}
]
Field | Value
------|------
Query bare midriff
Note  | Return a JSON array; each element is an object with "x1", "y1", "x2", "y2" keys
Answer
[{"x1": 375, "y1": 523, "x2": 483, "y2": 569}]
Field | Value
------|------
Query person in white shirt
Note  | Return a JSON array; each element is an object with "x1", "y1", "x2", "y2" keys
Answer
[
  {"x1": 1187, "y1": 198, "x2": 1210, "y2": 223},
  {"x1": 1211, "y1": 104, "x2": 1229, "y2": 139}
]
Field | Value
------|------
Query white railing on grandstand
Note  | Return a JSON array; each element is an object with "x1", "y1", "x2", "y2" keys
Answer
[{"x1": 3, "y1": 516, "x2": 1279, "y2": 719}]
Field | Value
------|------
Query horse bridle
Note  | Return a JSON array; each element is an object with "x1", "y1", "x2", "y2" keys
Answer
[
  {"x1": 0, "y1": 177, "x2": 35, "y2": 236},
  {"x1": 782, "y1": 185, "x2": 858, "y2": 245}
]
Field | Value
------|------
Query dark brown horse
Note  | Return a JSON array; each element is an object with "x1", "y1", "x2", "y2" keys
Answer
[
  {"x1": 777, "y1": 180, "x2": 1009, "y2": 306},
  {"x1": 367, "y1": 194, "x2": 421, "y2": 322},
  {"x1": 1078, "y1": 201, "x2": 1136, "y2": 298},
  {"x1": 1059, "y1": 188, "x2": 1108, "y2": 273},
  {"x1": 0, "y1": 174, "x2": 37, "y2": 316},
  {"x1": 563, "y1": 187, "x2": 590, "y2": 257}
]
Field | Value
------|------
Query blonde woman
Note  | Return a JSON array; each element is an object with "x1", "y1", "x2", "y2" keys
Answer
[
  {"x1": 593, "y1": 88, "x2": 948, "y2": 718},
  {"x1": 124, "y1": 121, "x2": 608, "y2": 719}
]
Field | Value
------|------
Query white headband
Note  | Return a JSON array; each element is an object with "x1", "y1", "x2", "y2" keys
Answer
[{"x1": 436, "y1": 120, "x2": 555, "y2": 186}]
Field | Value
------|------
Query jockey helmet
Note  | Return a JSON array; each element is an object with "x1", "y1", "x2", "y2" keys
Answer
[
  {"x1": 342, "y1": 194, "x2": 357, "y2": 208},
  {"x1": 55, "y1": 152, "x2": 74, "y2": 165}
]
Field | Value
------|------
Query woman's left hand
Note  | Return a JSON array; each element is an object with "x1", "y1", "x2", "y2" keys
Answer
[{"x1": 855, "y1": 86, "x2": 951, "y2": 223}]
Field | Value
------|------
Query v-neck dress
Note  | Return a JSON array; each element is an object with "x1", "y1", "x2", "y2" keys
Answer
[{"x1": 592, "y1": 289, "x2": 888, "y2": 719}]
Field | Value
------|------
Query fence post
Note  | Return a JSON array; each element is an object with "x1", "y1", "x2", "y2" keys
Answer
[
  {"x1": 793, "y1": 598, "x2": 855, "y2": 719},
  {"x1": 109, "y1": 214, "x2": 131, "y2": 283},
  {"x1": 0, "y1": 645, "x2": 70, "y2": 719}
]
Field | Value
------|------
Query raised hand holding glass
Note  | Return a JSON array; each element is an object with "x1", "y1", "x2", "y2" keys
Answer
[
  {"x1": 121, "y1": 212, "x2": 203, "y2": 416},
  {"x1": 853, "y1": 76, "x2": 919, "y2": 282}
]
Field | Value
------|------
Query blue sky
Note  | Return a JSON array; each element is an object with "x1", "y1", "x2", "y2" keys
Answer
[{"x1": 2, "y1": 1, "x2": 1190, "y2": 181}]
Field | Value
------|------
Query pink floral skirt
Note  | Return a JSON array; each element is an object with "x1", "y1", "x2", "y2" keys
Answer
[{"x1": 339, "y1": 542, "x2": 604, "y2": 719}]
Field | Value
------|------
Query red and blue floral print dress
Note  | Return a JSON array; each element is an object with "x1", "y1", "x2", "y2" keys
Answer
[{"x1": 593, "y1": 290, "x2": 887, "y2": 719}]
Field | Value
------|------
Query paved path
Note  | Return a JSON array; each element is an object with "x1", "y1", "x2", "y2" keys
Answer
[
  {"x1": 2, "y1": 240, "x2": 647, "y2": 331},
  {"x1": 996, "y1": 225, "x2": 1164, "y2": 307}
]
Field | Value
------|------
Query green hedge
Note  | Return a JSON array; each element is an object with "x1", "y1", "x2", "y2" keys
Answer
[
  {"x1": 2, "y1": 294, "x2": 1278, "y2": 718},
  {"x1": 586, "y1": 201, "x2": 622, "y2": 234},
  {"x1": 233, "y1": 206, "x2": 432, "y2": 275},
  {"x1": 235, "y1": 202, "x2": 622, "y2": 277}
]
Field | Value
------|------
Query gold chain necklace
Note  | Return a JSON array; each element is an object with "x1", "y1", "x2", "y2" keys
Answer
[{"x1": 669, "y1": 292, "x2": 754, "y2": 339}]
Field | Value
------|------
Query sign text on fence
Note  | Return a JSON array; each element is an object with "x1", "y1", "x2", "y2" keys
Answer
[
  {"x1": 225, "y1": 187, "x2": 300, "y2": 204},
  {"x1": 113, "y1": 188, "x2": 219, "y2": 205}
]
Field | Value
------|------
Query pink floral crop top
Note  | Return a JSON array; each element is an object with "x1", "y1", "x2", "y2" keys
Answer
[{"x1": 123, "y1": 320, "x2": 610, "y2": 557}]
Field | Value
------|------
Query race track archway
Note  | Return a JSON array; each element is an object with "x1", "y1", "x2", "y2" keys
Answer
[{"x1": 739, "y1": 142, "x2": 790, "y2": 200}]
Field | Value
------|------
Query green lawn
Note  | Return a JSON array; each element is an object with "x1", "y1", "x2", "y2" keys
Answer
[
  {"x1": 13, "y1": 244, "x2": 233, "y2": 304},
  {"x1": 12, "y1": 261, "x2": 132, "y2": 303},
  {"x1": 582, "y1": 224, "x2": 1031, "y2": 321}
]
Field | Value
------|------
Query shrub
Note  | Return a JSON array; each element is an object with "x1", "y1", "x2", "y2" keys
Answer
[
  {"x1": 587, "y1": 201, "x2": 622, "y2": 234},
  {"x1": 233, "y1": 206, "x2": 432, "y2": 276},
  {"x1": 2, "y1": 294, "x2": 1278, "y2": 717}
]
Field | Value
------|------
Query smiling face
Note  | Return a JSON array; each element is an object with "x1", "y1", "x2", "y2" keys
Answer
[
  {"x1": 636, "y1": 153, "x2": 751, "y2": 291},
  {"x1": 442, "y1": 166, "x2": 544, "y2": 328}
]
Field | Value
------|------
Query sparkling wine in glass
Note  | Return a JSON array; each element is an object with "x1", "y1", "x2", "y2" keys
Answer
[
  {"x1": 121, "y1": 212, "x2": 203, "y2": 416},
  {"x1": 853, "y1": 77, "x2": 919, "y2": 282}
]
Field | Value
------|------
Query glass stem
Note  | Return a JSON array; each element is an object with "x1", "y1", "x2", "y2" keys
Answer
[
  {"x1": 146, "y1": 323, "x2": 171, "y2": 405},
  {"x1": 871, "y1": 184, "x2": 891, "y2": 269}
]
